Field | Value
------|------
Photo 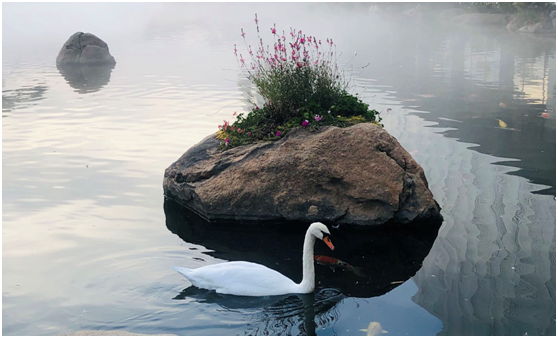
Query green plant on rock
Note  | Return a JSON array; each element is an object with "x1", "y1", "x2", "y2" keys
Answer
[{"x1": 217, "y1": 14, "x2": 382, "y2": 150}]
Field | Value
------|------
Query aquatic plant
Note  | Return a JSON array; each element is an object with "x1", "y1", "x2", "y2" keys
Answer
[{"x1": 218, "y1": 14, "x2": 381, "y2": 149}]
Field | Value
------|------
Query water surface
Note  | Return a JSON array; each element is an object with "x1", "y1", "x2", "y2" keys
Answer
[{"x1": 3, "y1": 3, "x2": 555, "y2": 335}]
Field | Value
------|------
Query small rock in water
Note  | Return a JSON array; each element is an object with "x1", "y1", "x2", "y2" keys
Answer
[{"x1": 56, "y1": 32, "x2": 116, "y2": 66}]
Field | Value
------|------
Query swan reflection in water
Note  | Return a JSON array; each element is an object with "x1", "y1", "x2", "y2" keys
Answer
[
  {"x1": 174, "y1": 286, "x2": 343, "y2": 335},
  {"x1": 164, "y1": 198, "x2": 441, "y2": 335}
]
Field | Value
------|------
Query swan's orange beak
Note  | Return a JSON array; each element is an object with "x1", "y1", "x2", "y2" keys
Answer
[{"x1": 323, "y1": 236, "x2": 334, "y2": 250}]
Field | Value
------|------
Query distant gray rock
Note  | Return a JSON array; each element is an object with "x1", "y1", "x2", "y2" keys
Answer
[{"x1": 56, "y1": 32, "x2": 116, "y2": 66}]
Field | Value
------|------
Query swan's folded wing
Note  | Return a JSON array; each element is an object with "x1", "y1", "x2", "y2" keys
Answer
[{"x1": 188, "y1": 261, "x2": 298, "y2": 296}]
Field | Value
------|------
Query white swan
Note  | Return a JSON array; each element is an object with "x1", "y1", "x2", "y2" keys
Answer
[{"x1": 172, "y1": 222, "x2": 335, "y2": 296}]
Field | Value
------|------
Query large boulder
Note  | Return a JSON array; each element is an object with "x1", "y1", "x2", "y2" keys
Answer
[
  {"x1": 56, "y1": 32, "x2": 116, "y2": 66},
  {"x1": 163, "y1": 124, "x2": 441, "y2": 227}
]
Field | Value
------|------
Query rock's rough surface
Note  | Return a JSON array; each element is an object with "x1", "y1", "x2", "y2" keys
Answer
[
  {"x1": 164, "y1": 124, "x2": 441, "y2": 227},
  {"x1": 56, "y1": 32, "x2": 116, "y2": 66}
]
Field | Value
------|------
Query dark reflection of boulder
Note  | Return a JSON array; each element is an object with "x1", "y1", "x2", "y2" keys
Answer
[
  {"x1": 164, "y1": 198, "x2": 441, "y2": 298},
  {"x1": 57, "y1": 63, "x2": 114, "y2": 94}
]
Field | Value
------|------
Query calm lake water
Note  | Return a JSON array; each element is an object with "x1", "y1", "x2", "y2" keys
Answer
[{"x1": 3, "y1": 3, "x2": 556, "y2": 336}]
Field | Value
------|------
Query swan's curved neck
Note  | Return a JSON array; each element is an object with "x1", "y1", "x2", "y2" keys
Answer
[{"x1": 298, "y1": 230, "x2": 316, "y2": 293}]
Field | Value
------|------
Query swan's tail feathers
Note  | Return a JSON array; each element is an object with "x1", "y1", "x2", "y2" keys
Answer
[{"x1": 172, "y1": 266, "x2": 193, "y2": 279}]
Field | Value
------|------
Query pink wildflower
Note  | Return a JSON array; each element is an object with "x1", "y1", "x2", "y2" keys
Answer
[
  {"x1": 218, "y1": 125, "x2": 222, "y2": 129},
  {"x1": 241, "y1": 29, "x2": 246, "y2": 38},
  {"x1": 225, "y1": 139, "x2": 230, "y2": 145},
  {"x1": 276, "y1": 131, "x2": 281, "y2": 137},
  {"x1": 300, "y1": 38, "x2": 305, "y2": 44},
  {"x1": 255, "y1": 106, "x2": 259, "y2": 110},
  {"x1": 315, "y1": 115, "x2": 322, "y2": 122},
  {"x1": 248, "y1": 132, "x2": 252, "y2": 136},
  {"x1": 271, "y1": 28, "x2": 276, "y2": 34},
  {"x1": 302, "y1": 120, "x2": 309, "y2": 127}
]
